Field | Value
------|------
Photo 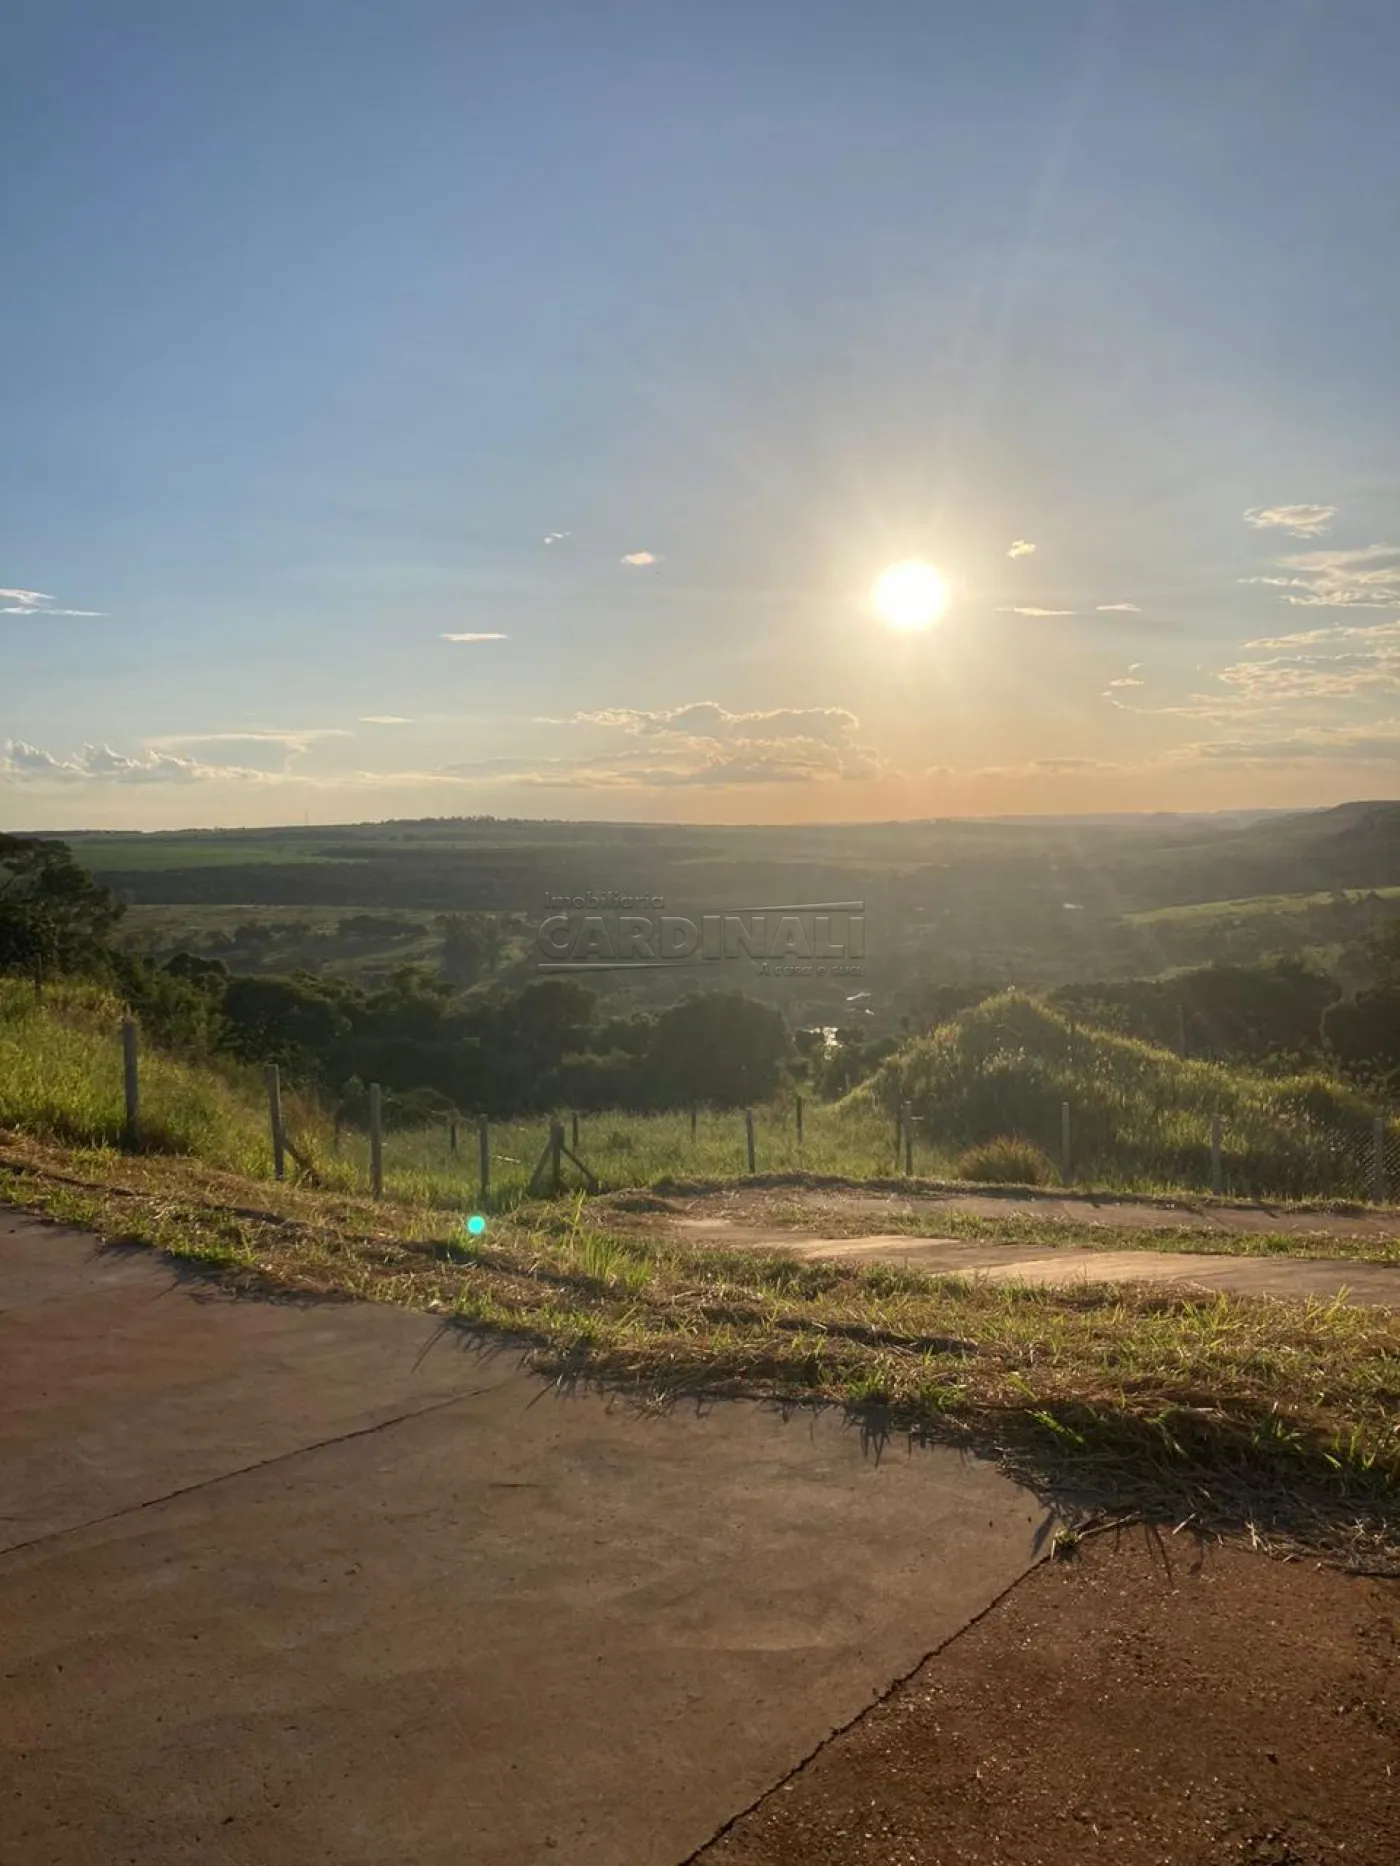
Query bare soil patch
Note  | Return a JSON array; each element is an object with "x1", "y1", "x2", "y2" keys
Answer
[
  {"x1": 697, "y1": 1534, "x2": 1399, "y2": 1866},
  {"x1": 595, "y1": 1181, "x2": 1400, "y2": 1264}
]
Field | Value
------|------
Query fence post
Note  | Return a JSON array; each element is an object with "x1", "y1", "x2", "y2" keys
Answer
[
  {"x1": 894, "y1": 1106, "x2": 903, "y2": 1170},
  {"x1": 795, "y1": 1094, "x2": 804, "y2": 1145},
  {"x1": 551, "y1": 1119, "x2": 565, "y2": 1195},
  {"x1": 264, "y1": 1063, "x2": 285, "y2": 1180},
  {"x1": 745, "y1": 1107, "x2": 756, "y2": 1174},
  {"x1": 571, "y1": 1109, "x2": 579, "y2": 1149},
  {"x1": 1373, "y1": 1114, "x2": 1387, "y2": 1205},
  {"x1": 121, "y1": 1018, "x2": 140, "y2": 1148},
  {"x1": 478, "y1": 1114, "x2": 490, "y2": 1207},
  {"x1": 1210, "y1": 1114, "x2": 1222, "y2": 1196},
  {"x1": 1060, "y1": 1100, "x2": 1072, "y2": 1184},
  {"x1": 449, "y1": 1114, "x2": 459, "y2": 1155},
  {"x1": 369, "y1": 1083, "x2": 384, "y2": 1198},
  {"x1": 902, "y1": 1100, "x2": 913, "y2": 1176},
  {"x1": 690, "y1": 1103, "x2": 698, "y2": 1141}
]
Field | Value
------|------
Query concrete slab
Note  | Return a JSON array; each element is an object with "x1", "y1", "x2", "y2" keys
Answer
[
  {"x1": 672, "y1": 1219, "x2": 1400, "y2": 1305},
  {"x1": 0, "y1": 1211, "x2": 1050, "y2": 1865},
  {"x1": 0, "y1": 1211, "x2": 507, "y2": 1552}
]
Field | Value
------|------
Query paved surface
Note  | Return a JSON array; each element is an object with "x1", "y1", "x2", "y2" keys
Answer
[
  {"x1": 0, "y1": 1209, "x2": 1051, "y2": 1866},
  {"x1": 672, "y1": 1219, "x2": 1400, "y2": 1304}
]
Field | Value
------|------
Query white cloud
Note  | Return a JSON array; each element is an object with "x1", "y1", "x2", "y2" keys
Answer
[
  {"x1": 620, "y1": 551, "x2": 660, "y2": 567},
  {"x1": 1243, "y1": 503, "x2": 1337, "y2": 538},
  {"x1": 442, "y1": 632, "x2": 509, "y2": 642},
  {"x1": 152, "y1": 728, "x2": 350, "y2": 751},
  {"x1": 543, "y1": 532, "x2": 571, "y2": 545},
  {"x1": 1, "y1": 740, "x2": 278, "y2": 786},
  {"x1": 474, "y1": 700, "x2": 882, "y2": 789},
  {"x1": 1215, "y1": 649, "x2": 1400, "y2": 704},
  {"x1": 1006, "y1": 540, "x2": 1036, "y2": 559},
  {"x1": 0, "y1": 585, "x2": 102, "y2": 617},
  {"x1": 360, "y1": 715, "x2": 413, "y2": 725},
  {"x1": 1104, "y1": 675, "x2": 1144, "y2": 691},
  {"x1": 1244, "y1": 619, "x2": 1400, "y2": 650},
  {"x1": 1184, "y1": 720, "x2": 1400, "y2": 765},
  {"x1": 996, "y1": 605, "x2": 1076, "y2": 617},
  {"x1": 1241, "y1": 542, "x2": 1400, "y2": 610},
  {"x1": 1096, "y1": 602, "x2": 1141, "y2": 613}
]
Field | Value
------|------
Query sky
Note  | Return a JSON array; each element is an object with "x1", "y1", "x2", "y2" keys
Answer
[{"x1": 3, "y1": 0, "x2": 1399, "y2": 831}]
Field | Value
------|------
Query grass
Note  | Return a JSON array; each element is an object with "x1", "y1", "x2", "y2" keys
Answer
[
  {"x1": 1, "y1": 1130, "x2": 1396, "y2": 1572},
  {"x1": 1126, "y1": 885, "x2": 1400, "y2": 926},
  {"x1": 870, "y1": 990, "x2": 1397, "y2": 1201}
]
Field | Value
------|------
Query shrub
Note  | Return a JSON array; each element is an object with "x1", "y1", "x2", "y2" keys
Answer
[{"x1": 955, "y1": 1136, "x2": 1056, "y2": 1186}]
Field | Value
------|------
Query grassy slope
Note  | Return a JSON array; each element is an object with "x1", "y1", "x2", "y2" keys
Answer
[{"x1": 869, "y1": 990, "x2": 1391, "y2": 1199}]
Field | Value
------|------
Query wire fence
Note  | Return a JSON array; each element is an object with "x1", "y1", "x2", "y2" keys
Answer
[{"x1": 105, "y1": 1018, "x2": 1400, "y2": 1210}]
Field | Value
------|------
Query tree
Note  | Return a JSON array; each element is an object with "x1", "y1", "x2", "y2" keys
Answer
[
  {"x1": 0, "y1": 835, "x2": 123, "y2": 983},
  {"x1": 437, "y1": 914, "x2": 492, "y2": 990},
  {"x1": 645, "y1": 991, "x2": 792, "y2": 1108}
]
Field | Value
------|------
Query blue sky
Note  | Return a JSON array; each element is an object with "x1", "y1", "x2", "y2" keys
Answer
[{"x1": 4, "y1": 0, "x2": 1399, "y2": 829}]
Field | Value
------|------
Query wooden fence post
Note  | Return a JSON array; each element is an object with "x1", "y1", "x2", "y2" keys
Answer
[
  {"x1": 369, "y1": 1083, "x2": 384, "y2": 1198},
  {"x1": 449, "y1": 1114, "x2": 459, "y2": 1155},
  {"x1": 1373, "y1": 1114, "x2": 1387, "y2": 1205},
  {"x1": 745, "y1": 1108, "x2": 756, "y2": 1174},
  {"x1": 478, "y1": 1114, "x2": 490, "y2": 1207},
  {"x1": 795, "y1": 1094, "x2": 804, "y2": 1144},
  {"x1": 1060, "y1": 1101, "x2": 1072, "y2": 1185},
  {"x1": 1210, "y1": 1114, "x2": 1222, "y2": 1196},
  {"x1": 264, "y1": 1063, "x2": 285, "y2": 1181},
  {"x1": 571, "y1": 1109, "x2": 579, "y2": 1149},
  {"x1": 121, "y1": 1019, "x2": 140, "y2": 1148}
]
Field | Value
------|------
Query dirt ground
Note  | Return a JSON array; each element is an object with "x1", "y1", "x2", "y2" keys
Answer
[
  {"x1": 695, "y1": 1534, "x2": 1399, "y2": 1866},
  {"x1": 609, "y1": 1181, "x2": 1400, "y2": 1243}
]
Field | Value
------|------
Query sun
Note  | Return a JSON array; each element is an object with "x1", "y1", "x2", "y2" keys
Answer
[{"x1": 871, "y1": 559, "x2": 949, "y2": 631}]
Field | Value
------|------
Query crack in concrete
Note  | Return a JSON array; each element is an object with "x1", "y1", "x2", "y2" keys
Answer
[{"x1": 0, "y1": 1383, "x2": 499, "y2": 1565}]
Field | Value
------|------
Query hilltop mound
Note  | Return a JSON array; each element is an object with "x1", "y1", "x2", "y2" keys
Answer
[{"x1": 861, "y1": 991, "x2": 1384, "y2": 1197}]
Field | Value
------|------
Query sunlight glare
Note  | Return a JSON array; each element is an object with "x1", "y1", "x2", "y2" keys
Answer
[{"x1": 871, "y1": 559, "x2": 949, "y2": 631}]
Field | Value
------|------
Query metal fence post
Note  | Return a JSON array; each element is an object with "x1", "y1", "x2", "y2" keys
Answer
[
  {"x1": 1210, "y1": 1114, "x2": 1222, "y2": 1196},
  {"x1": 264, "y1": 1063, "x2": 285, "y2": 1181},
  {"x1": 1373, "y1": 1114, "x2": 1387, "y2": 1205},
  {"x1": 478, "y1": 1114, "x2": 490, "y2": 1206},
  {"x1": 369, "y1": 1083, "x2": 384, "y2": 1198},
  {"x1": 745, "y1": 1107, "x2": 756, "y2": 1174},
  {"x1": 571, "y1": 1109, "x2": 579, "y2": 1149},
  {"x1": 1060, "y1": 1100, "x2": 1072, "y2": 1184},
  {"x1": 795, "y1": 1094, "x2": 804, "y2": 1145},
  {"x1": 121, "y1": 1018, "x2": 140, "y2": 1148}
]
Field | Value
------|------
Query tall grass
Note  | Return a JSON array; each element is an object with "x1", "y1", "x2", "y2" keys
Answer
[
  {"x1": 0, "y1": 978, "x2": 278, "y2": 1171},
  {"x1": 866, "y1": 989, "x2": 1391, "y2": 1198},
  {"x1": 3, "y1": 978, "x2": 1393, "y2": 1207}
]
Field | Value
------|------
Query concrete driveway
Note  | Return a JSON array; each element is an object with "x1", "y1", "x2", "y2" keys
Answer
[{"x1": 0, "y1": 1208, "x2": 1051, "y2": 1865}]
